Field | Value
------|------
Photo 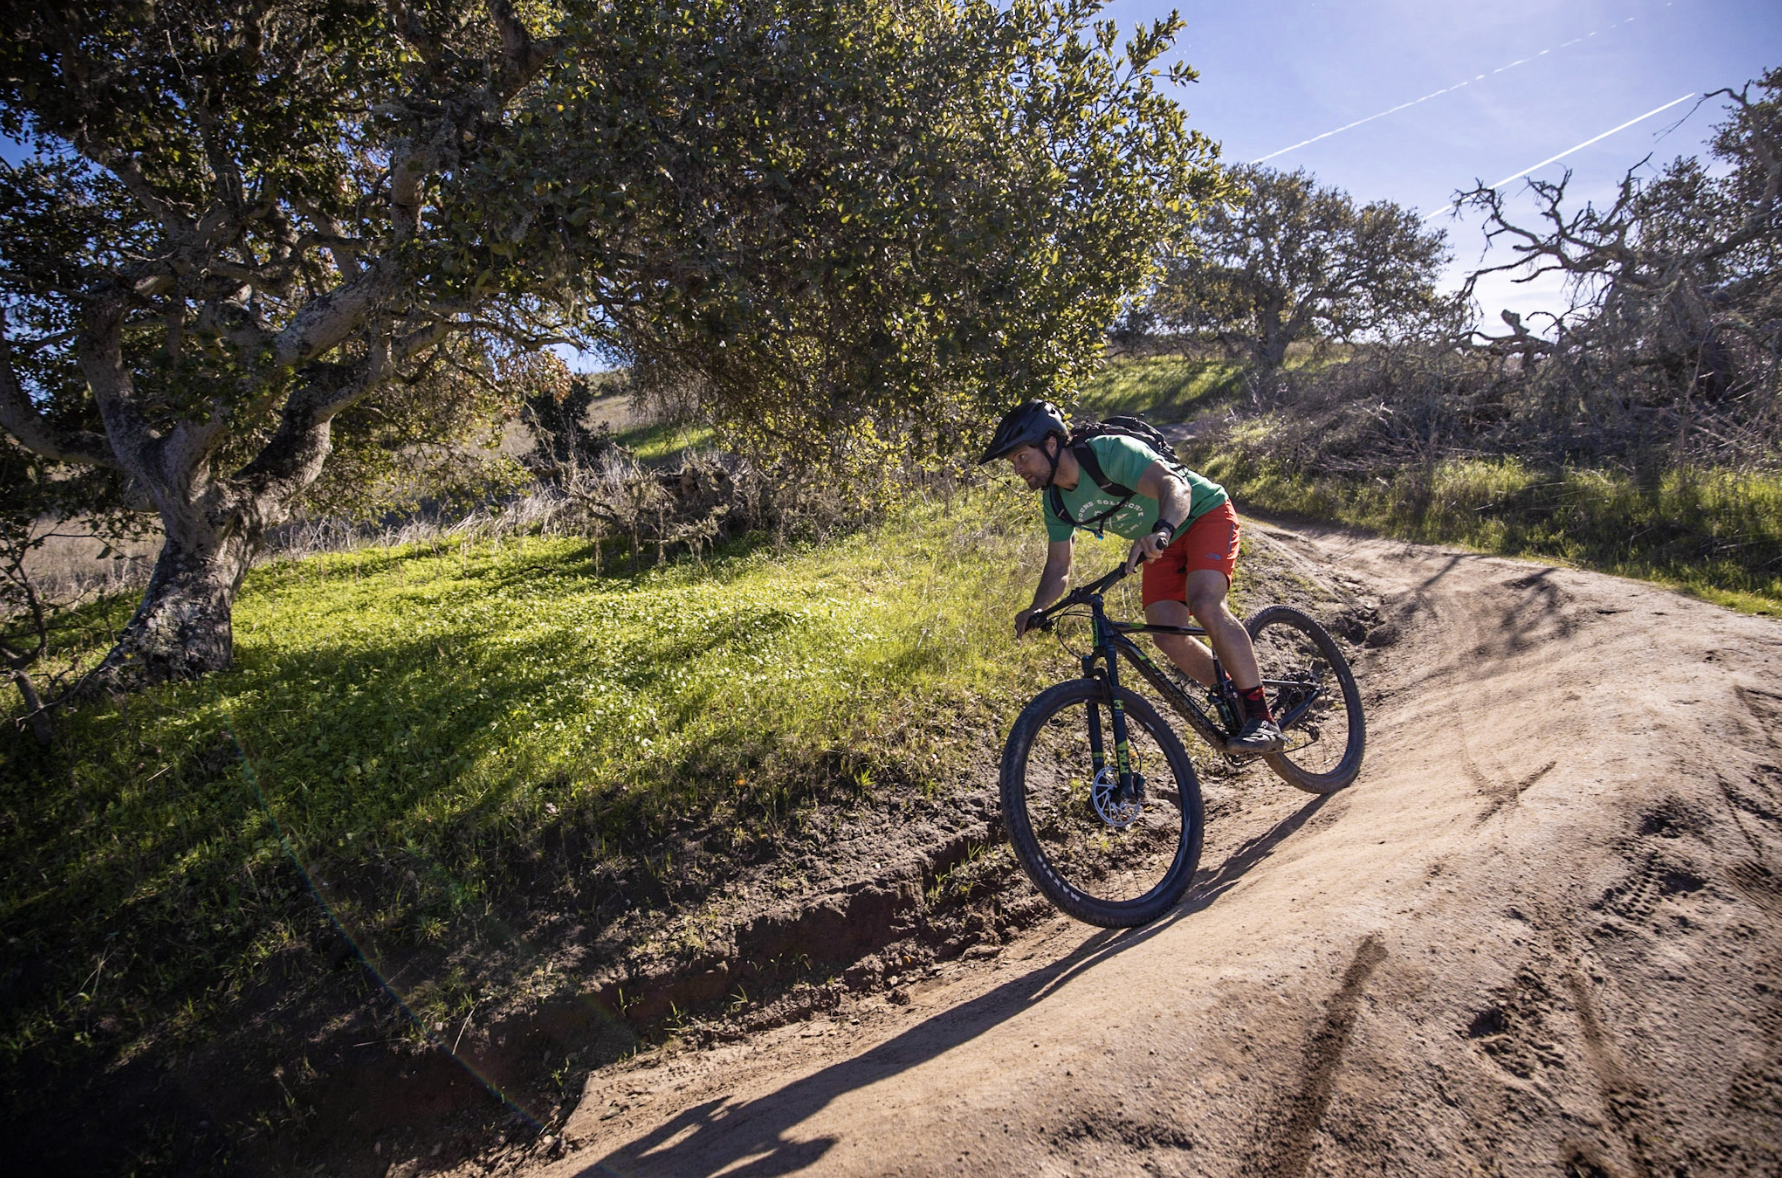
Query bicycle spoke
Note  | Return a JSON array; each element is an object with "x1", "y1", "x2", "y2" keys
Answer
[
  {"x1": 1246, "y1": 606, "x2": 1365, "y2": 791},
  {"x1": 1015, "y1": 696, "x2": 1188, "y2": 908}
]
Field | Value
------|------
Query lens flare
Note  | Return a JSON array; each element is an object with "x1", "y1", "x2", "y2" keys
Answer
[{"x1": 217, "y1": 694, "x2": 632, "y2": 1138}]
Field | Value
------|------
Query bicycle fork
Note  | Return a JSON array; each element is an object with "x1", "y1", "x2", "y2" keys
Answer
[{"x1": 1084, "y1": 629, "x2": 1141, "y2": 807}]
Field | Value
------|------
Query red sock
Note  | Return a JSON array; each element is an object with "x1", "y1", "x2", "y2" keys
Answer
[{"x1": 1238, "y1": 685, "x2": 1273, "y2": 723}]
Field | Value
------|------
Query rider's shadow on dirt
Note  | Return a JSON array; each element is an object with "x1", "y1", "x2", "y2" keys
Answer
[
  {"x1": 574, "y1": 793, "x2": 1331, "y2": 1178},
  {"x1": 1178, "y1": 791, "x2": 1333, "y2": 913}
]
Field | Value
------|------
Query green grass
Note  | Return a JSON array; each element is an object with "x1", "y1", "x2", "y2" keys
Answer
[
  {"x1": 1070, "y1": 355, "x2": 1246, "y2": 421},
  {"x1": 2, "y1": 482, "x2": 1143, "y2": 1129},
  {"x1": 1200, "y1": 448, "x2": 1782, "y2": 614},
  {"x1": 613, "y1": 417, "x2": 717, "y2": 461}
]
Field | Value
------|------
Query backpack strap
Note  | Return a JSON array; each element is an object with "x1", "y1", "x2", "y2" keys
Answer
[
  {"x1": 1073, "y1": 441, "x2": 1135, "y2": 499},
  {"x1": 1047, "y1": 442, "x2": 1136, "y2": 536}
]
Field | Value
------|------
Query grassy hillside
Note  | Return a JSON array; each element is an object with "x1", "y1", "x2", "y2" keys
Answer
[
  {"x1": 1067, "y1": 353, "x2": 1245, "y2": 420},
  {"x1": 1198, "y1": 451, "x2": 1782, "y2": 615},
  {"x1": 1, "y1": 483, "x2": 1155, "y2": 1171},
  {"x1": 1079, "y1": 355, "x2": 1782, "y2": 616}
]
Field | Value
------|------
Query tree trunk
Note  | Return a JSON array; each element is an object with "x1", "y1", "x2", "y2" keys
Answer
[
  {"x1": 92, "y1": 509, "x2": 257, "y2": 689},
  {"x1": 74, "y1": 292, "x2": 353, "y2": 694},
  {"x1": 1256, "y1": 304, "x2": 1291, "y2": 370},
  {"x1": 11, "y1": 669, "x2": 52, "y2": 746},
  {"x1": 79, "y1": 387, "x2": 349, "y2": 695}
]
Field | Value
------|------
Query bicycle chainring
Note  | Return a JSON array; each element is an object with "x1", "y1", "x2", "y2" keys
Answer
[{"x1": 1091, "y1": 766, "x2": 1144, "y2": 828}]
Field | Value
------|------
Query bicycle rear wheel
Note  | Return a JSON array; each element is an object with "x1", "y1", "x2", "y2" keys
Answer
[
  {"x1": 1000, "y1": 679, "x2": 1203, "y2": 927},
  {"x1": 1246, "y1": 605, "x2": 1365, "y2": 794}
]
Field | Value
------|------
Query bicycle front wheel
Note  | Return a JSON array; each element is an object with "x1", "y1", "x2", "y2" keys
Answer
[
  {"x1": 1246, "y1": 605, "x2": 1366, "y2": 794},
  {"x1": 1000, "y1": 679, "x2": 1203, "y2": 927}
]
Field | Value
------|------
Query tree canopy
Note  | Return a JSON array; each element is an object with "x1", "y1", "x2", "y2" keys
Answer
[
  {"x1": 497, "y1": 0, "x2": 1218, "y2": 460},
  {"x1": 0, "y1": 0, "x2": 1215, "y2": 689},
  {"x1": 1147, "y1": 164, "x2": 1449, "y2": 369}
]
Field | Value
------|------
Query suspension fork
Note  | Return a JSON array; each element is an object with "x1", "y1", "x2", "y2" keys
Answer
[
  {"x1": 1080, "y1": 649, "x2": 1108, "y2": 779},
  {"x1": 1085, "y1": 604, "x2": 1138, "y2": 800}
]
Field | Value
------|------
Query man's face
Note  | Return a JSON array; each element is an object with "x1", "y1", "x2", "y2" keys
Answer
[{"x1": 1007, "y1": 438, "x2": 1056, "y2": 491}]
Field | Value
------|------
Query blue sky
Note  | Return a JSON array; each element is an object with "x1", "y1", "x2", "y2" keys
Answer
[{"x1": 1098, "y1": 0, "x2": 1781, "y2": 321}]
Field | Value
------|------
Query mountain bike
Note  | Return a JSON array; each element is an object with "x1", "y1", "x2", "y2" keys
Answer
[{"x1": 1000, "y1": 562, "x2": 1365, "y2": 927}]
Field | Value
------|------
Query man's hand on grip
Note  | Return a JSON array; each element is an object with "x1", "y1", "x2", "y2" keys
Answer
[{"x1": 1126, "y1": 530, "x2": 1168, "y2": 573}]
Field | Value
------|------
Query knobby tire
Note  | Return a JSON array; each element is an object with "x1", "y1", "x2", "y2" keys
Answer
[
  {"x1": 1000, "y1": 679, "x2": 1204, "y2": 927},
  {"x1": 1246, "y1": 605, "x2": 1366, "y2": 794}
]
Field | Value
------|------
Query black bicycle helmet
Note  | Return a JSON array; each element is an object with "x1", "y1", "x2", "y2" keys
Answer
[{"x1": 979, "y1": 399, "x2": 1068, "y2": 464}]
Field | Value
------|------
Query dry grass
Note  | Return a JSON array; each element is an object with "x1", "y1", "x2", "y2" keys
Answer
[
  {"x1": 18, "y1": 391, "x2": 670, "y2": 608},
  {"x1": 19, "y1": 527, "x2": 161, "y2": 605}
]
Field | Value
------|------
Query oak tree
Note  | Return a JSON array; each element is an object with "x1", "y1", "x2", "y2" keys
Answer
[
  {"x1": 1459, "y1": 67, "x2": 1781, "y2": 458},
  {"x1": 1149, "y1": 165, "x2": 1449, "y2": 369},
  {"x1": 0, "y1": 0, "x2": 1214, "y2": 690}
]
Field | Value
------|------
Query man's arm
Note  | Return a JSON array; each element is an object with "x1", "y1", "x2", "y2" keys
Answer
[
  {"x1": 1125, "y1": 460, "x2": 1194, "y2": 571},
  {"x1": 1015, "y1": 538, "x2": 1074, "y2": 638}
]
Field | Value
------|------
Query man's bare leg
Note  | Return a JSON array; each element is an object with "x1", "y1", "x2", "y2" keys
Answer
[
  {"x1": 1146, "y1": 569, "x2": 1281, "y2": 751},
  {"x1": 1183, "y1": 568, "x2": 1263, "y2": 691},
  {"x1": 1142, "y1": 598, "x2": 1216, "y2": 686},
  {"x1": 1141, "y1": 576, "x2": 1263, "y2": 689}
]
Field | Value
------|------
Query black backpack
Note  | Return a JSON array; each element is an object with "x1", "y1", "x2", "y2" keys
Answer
[{"x1": 1047, "y1": 415, "x2": 1181, "y2": 535}]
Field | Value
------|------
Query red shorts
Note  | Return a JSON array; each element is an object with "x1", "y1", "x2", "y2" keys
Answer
[{"x1": 1141, "y1": 500, "x2": 1240, "y2": 606}]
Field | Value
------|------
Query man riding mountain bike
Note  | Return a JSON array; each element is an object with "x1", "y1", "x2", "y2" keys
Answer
[{"x1": 983, "y1": 399, "x2": 1285, "y2": 754}]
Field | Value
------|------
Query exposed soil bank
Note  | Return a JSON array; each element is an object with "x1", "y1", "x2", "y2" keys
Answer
[{"x1": 3, "y1": 773, "x2": 1053, "y2": 1178}]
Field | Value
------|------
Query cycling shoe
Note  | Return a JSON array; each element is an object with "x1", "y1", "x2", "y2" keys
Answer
[{"x1": 1226, "y1": 717, "x2": 1284, "y2": 754}]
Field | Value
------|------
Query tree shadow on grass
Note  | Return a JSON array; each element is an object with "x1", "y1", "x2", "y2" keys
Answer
[
  {"x1": 575, "y1": 792, "x2": 1333, "y2": 1178},
  {"x1": 221, "y1": 614, "x2": 793, "y2": 917},
  {"x1": 6, "y1": 584, "x2": 815, "y2": 1074}
]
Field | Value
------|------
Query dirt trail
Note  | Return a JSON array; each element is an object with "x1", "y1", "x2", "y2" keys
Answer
[{"x1": 507, "y1": 523, "x2": 1782, "y2": 1177}]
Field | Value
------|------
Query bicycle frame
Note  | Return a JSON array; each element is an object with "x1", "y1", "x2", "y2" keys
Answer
[
  {"x1": 1075, "y1": 595, "x2": 1234, "y2": 778},
  {"x1": 1033, "y1": 564, "x2": 1329, "y2": 782}
]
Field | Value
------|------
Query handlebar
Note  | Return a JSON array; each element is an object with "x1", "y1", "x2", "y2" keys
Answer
[{"x1": 1025, "y1": 562, "x2": 1131, "y2": 633}]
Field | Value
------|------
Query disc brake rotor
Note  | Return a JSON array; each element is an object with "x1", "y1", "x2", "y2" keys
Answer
[{"x1": 1091, "y1": 766, "x2": 1144, "y2": 828}]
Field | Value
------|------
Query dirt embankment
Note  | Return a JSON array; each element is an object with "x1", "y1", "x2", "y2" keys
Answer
[{"x1": 488, "y1": 520, "x2": 1782, "y2": 1178}]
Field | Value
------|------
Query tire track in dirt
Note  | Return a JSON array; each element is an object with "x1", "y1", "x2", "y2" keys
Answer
[
  {"x1": 1253, "y1": 934, "x2": 1388, "y2": 1178},
  {"x1": 1726, "y1": 859, "x2": 1782, "y2": 920}
]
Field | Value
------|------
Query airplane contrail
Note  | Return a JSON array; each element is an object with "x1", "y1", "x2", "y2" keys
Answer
[
  {"x1": 1420, "y1": 92, "x2": 1697, "y2": 222},
  {"x1": 1251, "y1": 15, "x2": 1641, "y2": 165}
]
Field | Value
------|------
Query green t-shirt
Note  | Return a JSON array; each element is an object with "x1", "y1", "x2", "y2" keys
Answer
[{"x1": 1042, "y1": 434, "x2": 1229, "y2": 542}]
